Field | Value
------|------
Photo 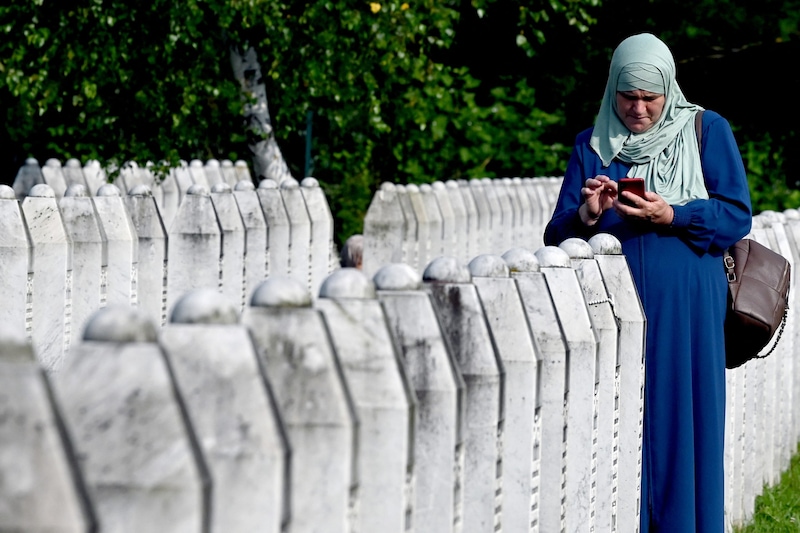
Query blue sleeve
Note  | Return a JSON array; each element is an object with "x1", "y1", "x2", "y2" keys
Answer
[
  {"x1": 543, "y1": 128, "x2": 597, "y2": 245},
  {"x1": 670, "y1": 111, "x2": 752, "y2": 254}
]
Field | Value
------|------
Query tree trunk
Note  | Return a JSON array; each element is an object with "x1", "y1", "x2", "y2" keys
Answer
[{"x1": 230, "y1": 46, "x2": 293, "y2": 184}]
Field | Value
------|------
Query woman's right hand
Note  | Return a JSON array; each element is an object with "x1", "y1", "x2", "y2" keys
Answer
[{"x1": 579, "y1": 175, "x2": 617, "y2": 225}]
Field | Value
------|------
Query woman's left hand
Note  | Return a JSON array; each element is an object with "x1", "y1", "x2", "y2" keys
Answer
[{"x1": 614, "y1": 191, "x2": 675, "y2": 226}]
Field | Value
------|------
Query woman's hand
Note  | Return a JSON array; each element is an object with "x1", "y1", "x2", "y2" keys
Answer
[
  {"x1": 614, "y1": 190, "x2": 675, "y2": 226},
  {"x1": 579, "y1": 175, "x2": 617, "y2": 226}
]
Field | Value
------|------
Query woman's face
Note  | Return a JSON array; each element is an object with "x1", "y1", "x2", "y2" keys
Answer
[{"x1": 615, "y1": 90, "x2": 666, "y2": 133}]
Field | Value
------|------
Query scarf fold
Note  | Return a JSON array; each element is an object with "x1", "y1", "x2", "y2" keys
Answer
[{"x1": 589, "y1": 33, "x2": 708, "y2": 205}]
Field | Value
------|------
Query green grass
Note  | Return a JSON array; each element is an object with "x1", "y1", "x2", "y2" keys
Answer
[{"x1": 733, "y1": 443, "x2": 800, "y2": 532}]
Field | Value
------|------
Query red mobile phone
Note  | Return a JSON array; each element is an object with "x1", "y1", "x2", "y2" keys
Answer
[{"x1": 618, "y1": 178, "x2": 645, "y2": 206}]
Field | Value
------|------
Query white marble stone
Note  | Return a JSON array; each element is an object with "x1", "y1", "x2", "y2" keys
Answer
[
  {"x1": 424, "y1": 269, "x2": 503, "y2": 533},
  {"x1": 394, "y1": 185, "x2": 419, "y2": 271},
  {"x1": 188, "y1": 159, "x2": 210, "y2": 189},
  {"x1": 220, "y1": 159, "x2": 239, "y2": 188},
  {"x1": 51, "y1": 306, "x2": 206, "y2": 533},
  {"x1": 160, "y1": 292, "x2": 287, "y2": 533},
  {"x1": 257, "y1": 179, "x2": 291, "y2": 277},
  {"x1": 63, "y1": 159, "x2": 89, "y2": 190},
  {"x1": 418, "y1": 183, "x2": 444, "y2": 261},
  {"x1": 42, "y1": 158, "x2": 68, "y2": 199},
  {"x1": 12, "y1": 157, "x2": 44, "y2": 199},
  {"x1": 231, "y1": 182, "x2": 268, "y2": 305},
  {"x1": 243, "y1": 286, "x2": 357, "y2": 533},
  {"x1": 281, "y1": 179, "x2": 312, "y2": 289},
  {"x1": 125, "y1": 186, "x2": 168, "y2": 326},
  {"x1": 0, "y1": 187, "x2": 31, "y2": 337},
  {"x1": 405, "y1": 184, "x2": 433, "y2": 274},
  {"x1": 376, "y1": 267, "x2": 465, "y2": 533},
  {"x1": 431, "y1": 181, "x2": 458, "y2": 259},
  {"x1": 300, "y1": 177, "x2": 335, "y2": 293},
  {"x1": 203, "y1": 159, "x2": 225, "y2": 187},
  {"x1": 93, "y1": 185, "x2": 138, "y2": 307},
  {"x1": 468, "y1": 179, "x2": 492, "y2": 256},
  {"x1": 363, "y1": 182, "x2": 406, "y2": 278},
  {"x1": 82, "y1": 160, "x2": 108, "y2": 197},
  {"x1": 317, "y1": 268, "x2": 415, "y2": 533},
  {"x1": 210, "y1": 185, "x2": 247, "y2": 311},
  {"x1": 0, "y1": 326, "x2": 94, "y2": 532},
  {"x1": 457, "y1": 180, "x2": 481, "y2": 260},
  {"x1": 444, "y1": 180, "x2": 470, "y2": 263},
  {"x1": 22, "y1": 187, "x2": 71, "y2": 372}
]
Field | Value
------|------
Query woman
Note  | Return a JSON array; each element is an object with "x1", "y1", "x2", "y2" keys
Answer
[{"x1": 544, "y1": 34, "x2": 752, "y2": 531}]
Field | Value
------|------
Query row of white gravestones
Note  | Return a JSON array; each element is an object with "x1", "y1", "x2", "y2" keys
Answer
[
  {"x1": 361, "y1": 176, "x2": 564, "y2": 278},
  {"x1": 0, "y1": 176, "x2": 334, "y2": 372},
  {"x1": 0, "y1": 235, "x2": 648, "y2": 533},
  {"x1": 12, "y1": 157, "x2": 255, "y2": 231}
]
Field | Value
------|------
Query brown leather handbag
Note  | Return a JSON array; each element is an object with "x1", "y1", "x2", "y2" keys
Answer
[
  {"x1": 695, "y1": 110, "x2": 791, "y2": 368},
  {"x1": 723, "y1": 238, "x2": 791, "y2": 369}
]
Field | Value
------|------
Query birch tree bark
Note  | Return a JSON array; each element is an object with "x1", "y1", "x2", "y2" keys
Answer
[{"x1": 230, "y1": 46, "x2": 293, "y2": 184}]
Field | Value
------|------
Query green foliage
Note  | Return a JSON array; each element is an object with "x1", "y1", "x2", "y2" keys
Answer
[{"x1": 738, "y1": 131, "x2": 800, "y2": 214}]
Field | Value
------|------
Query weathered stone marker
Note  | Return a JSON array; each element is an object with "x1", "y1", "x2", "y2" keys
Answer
[
  {"x1": 363, "y1": 182, "x2": 406, "y2": 278},
  {"x1": 0, "y1": 185, "x2": 32, "y2": 338},
  {"x1": 317, "y1": 268, "x2": 416, "y2": 533},
  {"x1": 93, "y1": 184, "x2": 138, "y2": 307},
  {"x1": 280, "y1": 178, "x2": 312, "y2": 289},
  {"x1": 50, "y1": 306, "x2": 208, "y2": 532},
  {"x1": 233, "y1": 180, "x2": 268, "y2": 304},
  {"x1": 243, "y1": 277, "x2": 357, "y2": 533},
  {"x1": 160, "y1": 289, "x2": 288, "y2": 533},
  {"x1": 210, "y1": 183, "x2": 246, "y2": 311},
  {"x1": 375, "y1": 263, "x2": 466, "y2": 533},
  {"x1": 257, "y1": 179, "x2": 290, "y2": 278},
  {"x1": 301, "y1": 177, "x2": 334, "y2": 295}
]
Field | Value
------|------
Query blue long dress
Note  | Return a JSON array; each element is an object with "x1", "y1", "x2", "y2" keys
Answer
[{"x1": 544, "y1": 110, "x2": 752, "y2": 532}]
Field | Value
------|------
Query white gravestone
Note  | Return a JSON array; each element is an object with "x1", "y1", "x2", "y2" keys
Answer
[
  {"x1": 203, "y1": 159, "x2": 225, "y2": 188},
  {"x1": 0, "y1": 324, "x2": 95, "y2": 532},
  {"x1": 22, "y1": 184, "x2": 72, "y2": 372},
  {"x1": 159, "y1": 289, "x2": 288, "y2": 533},
  {"x1": 59, "y1": 185, "x2": 104, "y2": 349},
  {"x1": 93, "y1": 184, "x2": 138, "y2": 307},
  {"x1": 317, "y1": 268, "x2": 416, "y2": 533},
  {"x1": 281, "y1": 178, "x2": 312, "y2": 289},
  {"x1": 375, "y1": 263, "x2": 466, "y2": 533},
  {"x1": 0, "y1": 185, "x2": 32, "y2": 337},
  {"x1": 454, "y1": 180, "x2": 479, "y2": 263},
  {"x1": 363, "y1": 182, "x2": 406, "y2": 278},
  {"x1": 12, "y1": 157, "x2": 44, "y2": 199},
  {"x1": 418, "y1": 184, "x2": 444, "y2": 261},
  {"x1": 469, "y1": 253, "x2": 540, "y2": 533},
  {"x1": 443, "y1": 181, "x2": 470, "y2": 263},
  {"x1": 423, "y1": 257, "x2": 504, "y2": 533},
  {"x1": 405, "y1": 184, "x2": 433, "y2": 274},
  {"x1": 394, "y1": 185, "x2": 419, "y2": 272},
  {"x1": 560, "y1": 237, "x2": 620, "y2": 533},
  {"x1": 588, "y1": 233, "x2": 646, "y2": 531},
  {"x1": 257, "y1": 179, "x2": 291, "y2": 278},
  {"x1": 506, "y1": 247, "x2": 567, "y2": 533},
  {"x1": 430, "y1": 181, "x2": 458, "y2": 259},
  {"x1": 210, "y1": 183, "x2": 247, "y2": 311},
  {"x1": 125, "y1": 185, "x2": 168, "y2": 326},
  {"x1": 233, "y1": 181, "x2": 268, "y2": 304},
  {"x1": 167, "y1": 184, "x2": 221, "y2": 317},
  {"x1": 300, "y1": 177, "x2": 335, "y2": 294},
  {"x1": 63, "y1": 159, "x2": 89, "y2": 190},
  {"x1": 50, "y1": 306, "x2": 208, "y2": 533},
  {"x1": 221, "y1": 159, "x2": 239, "y2": 188},
  {"x1": 243, "y1": 277, "x2": 358, "y2": 533},
  {"x1": 188, "y1": 159, "x2": 210, "y2": 189},
  {"x1": 42, "y1": 158, "x2": 68, "y2": 199}
]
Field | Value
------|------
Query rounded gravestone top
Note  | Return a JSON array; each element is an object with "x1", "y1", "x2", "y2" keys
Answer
[
  {"x1": 211, "y1": 182, "x2": 232, "y2": 194},
  {"x1": 187, "y1": 183, "x2": 209, "y2": 196},
  {"x1": 25, "y1": 157, "x2": 39, "y2": 166},
  {"x1": 759, "y1": 210, "x2": 782, "y2": 224},
  {"x1": 234, "y1": 180, "x2": 255, "y2": 191},
  {"x1": 395, "y1": 184, "x2": 406, "y2": 192},
  {"x1": 319, "y1": 268, "x2": 377, "y2": 299},
  {"x1": 258, "y1": 179, "x2": 278, "y2": 190},
  {"x1": 751, "y1": 216, "x2": 764, "y2": 229},
  {"x1": 380, "y1": 181, "x2": 396, "y2": 192},
  {"x1": 280, "y1": 178, "x2": 300, "y2": 189},
  {"x1": 221, "y1": 159, "x2": 233, "y2": 168},
  {"x1": 588, "y1": 233, "x2": 623, "y2": 255},
  {"x1": 784, "y1": 208, "x2": 800, "y2": 220},
  {"x1": 423, "y1": 256, "x2": 471, "y2": 283},
  {"x1": 250, "y1": 276, "x2": 312, "y2": 308},
  {"x1": 501, "y1": 177, "x2": 513, "y2": 185},
  {"x1": 502, "y1": 247, "x2": 540, "y2": 272},
  {"x1": 373, "y1": 263, "x2": 421, "y2": 291},
  {"x1": 206, "y1": 159, "x2": 220, "y2": 168},
  {"x1": 96, "y1": 184, "x2": 122, "y2": 197},
  {"x1": 468, "y1": 254, "x2": 510, "y2": 278},
  {"x1": 170, "y1": 288, "x2": 239, "y2": 325},
  {"x1": 405, "y1": 183, "x2": 420, "y2": 193},
  {"x1": 301, "y1": 177, "x2": 319, "y2": 188},
  {"x1": 0, "y1": 185, "x2": 17, "y2": 199},
  {"x1": 559, "y1": 238, "x2": 594, "y2": 259},
  {"x1": 235, "y1": 159, "x2": 248, "y2": 168},
  {"x1": 64, "y1": 183, "x2": 88, "y2": 197},
  {"x1": 419, "y1": 183, "x2": 432, "y2": 193},
  {"x1": 469, "y1": 178, "x2": 483, "y2": 188},
  {"x1": 535, "y1": 246, "x2": 571, "y2": 268},
  {"x1": 45, "y1": 158, "x2": 62, "y2": 168},
  {"x1": 128, "y1": 184, "x2": 153, "y2": 197},
  {"x1": 83, "y1": 305, "x2": 158, "y2": 343},
  {"x1": 481, "y1": 177, "x2": 492, "y2": 185},
  {"x1": 28, "y1": 184, "x2": 54, "y2": 198},
  {"x1": 512, "y1": 177, "x2": 523, "y2": 184},
  {"x1": 190, "y1": 159, "x2": 203, "y2": 168},
  {"x1": 432, "y1": 181, "x2": 446, "y2": 191},
  {"x1": 66, "y1": 158, "x2": 81, "y2": 168},
  {"x1": 445, "y1": 180, "x2": 459, "y2": 189}
]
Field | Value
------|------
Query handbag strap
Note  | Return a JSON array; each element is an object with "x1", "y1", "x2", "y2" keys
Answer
[{"x1": 755, "y1": 307, "x2": 788, "y2": 359}]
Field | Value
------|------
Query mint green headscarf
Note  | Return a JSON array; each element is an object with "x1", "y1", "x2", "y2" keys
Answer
[{"x1": 589, "y1": 33, "x2": 708, "y2": 205}]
